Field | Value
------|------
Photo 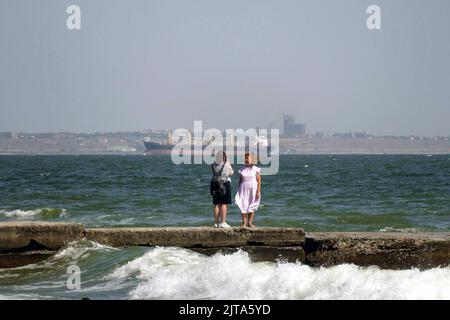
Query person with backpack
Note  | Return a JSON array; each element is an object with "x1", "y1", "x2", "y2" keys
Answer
[{"x1": 210, "y1": 151, "x2": 234, "y2": 228}]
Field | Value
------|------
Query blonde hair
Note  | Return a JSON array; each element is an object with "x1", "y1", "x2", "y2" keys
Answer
[{"x1": 245, "y1": 152, "x2": 257, "y2": 165}]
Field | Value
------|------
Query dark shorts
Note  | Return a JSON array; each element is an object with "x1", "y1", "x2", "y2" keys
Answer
[{"x1": 212, "y1": 181, "x2": 232, "y2": 205}]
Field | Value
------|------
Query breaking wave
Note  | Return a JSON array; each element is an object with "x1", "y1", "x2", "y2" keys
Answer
[
  {"x1": 0, "y1": 208, "x2": 67, "y2": 219},
  {"x1": 53, "y1": 240, "x2": 118, "y2": 261},
  {"x1": 108, "y1": 247, "x2": 450, "y2": 300}
]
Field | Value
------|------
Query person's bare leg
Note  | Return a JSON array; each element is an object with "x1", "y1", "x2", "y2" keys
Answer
[
  {"x1": 214, "y1": 205, "x2": 220, "y2": 226},
  {"x1": 241, "y1": 213, "x2": 247, "y2": 227},
  {"x1": 220, "y1": 204, "x2": 228, "y2": 225},
  {"x1": 248, "y1": 211, "x2": 255, "y2": 227}
]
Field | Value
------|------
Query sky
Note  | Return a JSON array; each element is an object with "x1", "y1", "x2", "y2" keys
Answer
[{"x1": 1, "y1": 0, "x2": 449, "y2": 136}]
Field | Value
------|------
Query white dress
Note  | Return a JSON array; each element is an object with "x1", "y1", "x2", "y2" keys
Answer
[{"x1": 235, "y1": 165, "x2": 261, "y2": 213}]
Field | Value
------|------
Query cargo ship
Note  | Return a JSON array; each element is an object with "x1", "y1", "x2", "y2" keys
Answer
[
  {"x1": 143, "y1": 131, "x2": 272, "y2": 156},
  {"x1": 143, "y1": 137, "x2": 173, "y2": 154}
]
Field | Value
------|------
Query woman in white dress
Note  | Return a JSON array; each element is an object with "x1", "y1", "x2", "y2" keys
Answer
[{"x1": 235, "y1": 152, "x2": 261, "y2": 227}]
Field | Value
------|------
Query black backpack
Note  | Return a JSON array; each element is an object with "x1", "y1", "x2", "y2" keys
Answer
[{"x1": 210, "y1": 163, "x2": 227, "y2": 197}]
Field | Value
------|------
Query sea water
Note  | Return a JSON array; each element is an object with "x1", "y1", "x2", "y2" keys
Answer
[{"x1": 0, "y1": 155, "x2": 449, "y2": 299}]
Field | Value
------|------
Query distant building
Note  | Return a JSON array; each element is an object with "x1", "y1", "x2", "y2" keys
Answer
[
  {"x1": 283, "y1": 115, "x2": 306, "y2": 137},
  {"x1": 354, "y1": 131, "x2": 370, "y2": 139},
  {"x1": 314, "y1": 131, "x2": 324, "y2": 138}
]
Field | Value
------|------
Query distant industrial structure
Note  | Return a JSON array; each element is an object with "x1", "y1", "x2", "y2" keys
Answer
[
  {"x1": 1, "y1": 129, "x2": 449, "y2": 154},
  {"x1": 283, "y1": 114, "x2": 306, "y2": 137}
]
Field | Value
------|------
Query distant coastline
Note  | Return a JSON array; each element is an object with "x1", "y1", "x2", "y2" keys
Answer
[{"x1": 0, "y1": 131, "x2": 449, "y2": 155}]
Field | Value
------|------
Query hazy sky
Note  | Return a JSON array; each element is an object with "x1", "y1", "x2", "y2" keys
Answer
[{"x1": 1, "y1": 0, "x2": 449, "y2": 136}]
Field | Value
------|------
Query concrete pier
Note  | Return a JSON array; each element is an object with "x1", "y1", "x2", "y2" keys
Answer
[
  {"x1": 0, "y1": 222, "x2": 449, "y2": 269},
  {"x1": 0, "y1": 222, "x2": 84, "y2": 268},
  {"x1": 0, "y1": 222, "x2": 84, "y2": 250},
  {"x1": 0, "y1": 222, "x2": 306, "y2": 268},
  {"x1": 86, "y1": 227, "x2": 306, "y2": 263},
  {"x1": 306, "y1": 232, "x2": 450, "y2": 270},
  {"x1": 85, "y1": 227, "x2": 304, "y2": 248}
]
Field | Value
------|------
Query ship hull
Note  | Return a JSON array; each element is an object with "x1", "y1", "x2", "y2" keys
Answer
[{"x1": 144, "y1": 143, "x2": 272, "y2": 157}]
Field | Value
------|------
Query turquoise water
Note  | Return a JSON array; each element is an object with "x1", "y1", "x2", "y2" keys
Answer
[
  {"x1": 0, "y1": 155, "x2": 449, "y2": 231},
  {"x1": 1, "y1": 155, "x2": 449, "y2": 300}
]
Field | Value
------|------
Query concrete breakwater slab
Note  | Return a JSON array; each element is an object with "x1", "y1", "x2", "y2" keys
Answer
[
  {"x1": 0, "y1": 221, "x2": 84, "y2": 251},
  {"x1": 85, "y1": 227, "x2": 306, "y2": 263},
  {"x1": 306, "y1": 232, "x2": 450, "y2": 270},
  {"x1": 0, "y1": 222, "x2": 449, "y2": 269},
  {"x1": 0, "y1": 222, "x2": 85, "y2": 268},
  {"x1": 0, "y1": 223, "x2": 305, "y2": 268},
  {"x1": 84, "y1": 227, "x2": 305, "y2": 248},
  {"x1": 86, "y1": 227, "x2": 305, "y2": 262}
]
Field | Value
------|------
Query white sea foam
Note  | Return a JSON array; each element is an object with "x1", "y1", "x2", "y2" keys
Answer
[
  {"x1": 0, "y1": 209, "x2": 42, "y2": 217},
  {"x1": 108, "y1": 247, "x2": 450, "y2": 300},
  {"x1": 38, "y1": 172, "x2": 51, "y2": 177},
  {"x1": 54, "y1": 240, "x2": 118, "y2": 261},
  {"x1": 118, "y1": 218, "x2": 136, "y2": 225},
  {"x1": 0, "y1": 208, "x2": 67, "y2": 219},
  {"x1": 379, "y1": 227, "x2": 418, "y2": 233},
  {"x1": 108, "y1": 247, "x2": 204, "y2": 280}
]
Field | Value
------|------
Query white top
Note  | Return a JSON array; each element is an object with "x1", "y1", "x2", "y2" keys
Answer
[
  {"x1": 238, "y1": 165, "x2": 261, "y2": 183},
  {"x1": 212, "y1": 162, "x2": 234, "y2": 182}
]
